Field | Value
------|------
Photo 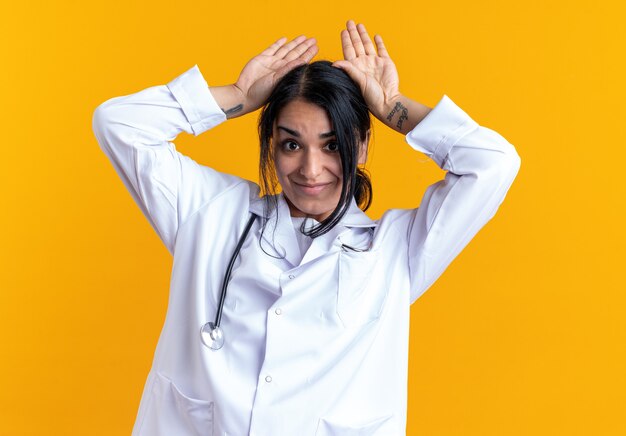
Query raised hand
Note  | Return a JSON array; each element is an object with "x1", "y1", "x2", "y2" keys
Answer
[
  {"x1": 211, "y1": 36, "x2": 318, "y2": 118},
  {"x1": 333, "y1": 21, "x2": 431, "y2": 134},
  {"x1": 236, "y1": 36, "x2": 318, "y2": 112},
  {"x1": 333, "y1": 21, "x2": 400, "y2": 123}
]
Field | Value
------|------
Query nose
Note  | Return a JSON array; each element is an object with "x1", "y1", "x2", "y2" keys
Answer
[{"x1": 299, "y1": 149, "x2": 323, "y2": 180}]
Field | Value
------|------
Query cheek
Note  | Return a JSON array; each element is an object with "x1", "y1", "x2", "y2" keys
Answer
[
  {"x1": 272, "y1": 156, "x2": 291, "y2": 186},
  {"x1": 329, "y1": 157, "x2": 343, "y2": 181}
]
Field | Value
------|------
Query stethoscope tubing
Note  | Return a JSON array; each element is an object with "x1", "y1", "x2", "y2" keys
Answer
[{"x1": 213, "y1": 213, "x2": 256, "y2": 327}]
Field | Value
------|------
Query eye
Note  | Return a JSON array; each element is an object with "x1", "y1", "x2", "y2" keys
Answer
[
  {"x1": 281, "y1": 140, "x2": 300, "y2": 152},
  {"x1": 324, "y1": 141, "x2": 339, "y2": 152}
]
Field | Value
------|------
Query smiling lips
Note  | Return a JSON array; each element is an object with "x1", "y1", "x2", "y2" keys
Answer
[{"x1": 293, "y1": 181, "x2": 332, "y2": 196}]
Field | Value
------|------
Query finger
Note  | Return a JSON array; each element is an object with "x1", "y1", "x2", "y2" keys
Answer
[
  {"x1": 275, "y1": 44, "x2": 318, "y2": 81},
  {"x1": 298, "y1": 42, "x2": 319, "y2": 63},
  {"x1": 347, "y1": 20, "x2": 365, "y2": 57},
  {"x1": 274, "y1": 35, "x2": 307, "y2": 59},
  {"x1": 340, "y1": 29, "x2": 356, "y2": 60},
  {"x1": 260, "y1": 37, "x2": 288, "y2": 56},
  {"x1": 357, "y1": 23, "x2": 376, "y2": 56},
  {"x1": 283, "y1": 37, "x2": 317, "y2": 62},
  {"x1": 273, "y1": 58, "x2": 307, "y2": 82},
  {"x1": 374, "y1": 35, "x2": 390, "y2": 58}
]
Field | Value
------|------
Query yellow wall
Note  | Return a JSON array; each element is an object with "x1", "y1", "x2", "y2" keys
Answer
[{"x1": 1, "y1": 0, "x2": 624, "y2": 434}]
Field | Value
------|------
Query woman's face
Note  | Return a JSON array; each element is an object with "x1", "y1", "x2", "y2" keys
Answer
[{"x1": 273, "y1": 99, "x2": 343, "y2": 222}]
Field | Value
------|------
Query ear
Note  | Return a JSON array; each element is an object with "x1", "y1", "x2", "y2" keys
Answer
[{"x1": 357, "y1": 129, "x2": 370, "y2": 165}]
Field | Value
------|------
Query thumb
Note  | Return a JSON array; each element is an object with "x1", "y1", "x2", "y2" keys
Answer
[{"x1": 332, "y1": 60, "x2": 365, "y2": 85}]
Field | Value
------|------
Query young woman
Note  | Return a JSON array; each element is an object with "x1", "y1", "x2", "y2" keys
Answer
[{"x1": 93, "y1": 21, "x2": 520, "y2": 436}]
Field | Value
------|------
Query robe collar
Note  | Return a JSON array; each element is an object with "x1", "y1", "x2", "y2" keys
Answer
[
  {"x1": 249, "y1": 193, "x2": 375, "y2": 227},
  {"x1": 248, "y1": 193, "x2": 376, "y2": 267}
]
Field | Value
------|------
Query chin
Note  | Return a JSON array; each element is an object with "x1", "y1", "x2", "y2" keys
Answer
[
  {"x1": 299, "y1": 206, "x2": 333, "y2": 219},
  {"x1": 287, "y1": 199, "x2": 335, "y2": 221}
]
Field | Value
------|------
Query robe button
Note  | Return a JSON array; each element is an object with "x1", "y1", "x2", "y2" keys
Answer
[
  {"x1": 288, "y1": 274, "x2": 295, "y2": 279},
  {"x1": 265, "y1": 375, "x2": 273, "y2": 383},
  {"x1": 275, "y1": 308, "x2": 282, "y2": 315}
]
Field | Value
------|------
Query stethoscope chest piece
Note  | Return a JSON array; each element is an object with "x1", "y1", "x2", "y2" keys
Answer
[
  {"x1": 200, "y1": 322, "x2": 224, "y2": 350},
  {"x1": 200, "y1": 214, "x2": 257, "y2": 351}
]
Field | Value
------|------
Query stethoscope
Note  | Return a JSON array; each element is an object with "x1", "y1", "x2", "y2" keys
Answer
[{"x1": 200, "y1": 214, "x2": 257, "y2": 351}]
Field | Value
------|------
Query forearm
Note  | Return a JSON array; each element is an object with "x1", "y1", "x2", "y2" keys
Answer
[
  {"x1": 379, "y1": 95, "x2": 432, "y2": 135},
  {"x1": 209, "y1": 84, "x2": 248, "y2": 119}
]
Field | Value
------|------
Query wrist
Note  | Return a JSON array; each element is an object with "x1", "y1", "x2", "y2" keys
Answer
[
  {"x1": 209, "y1": 84, "x2": 247, "y2": 119},
  {"x1": 379, "y1": 95, "x2": 408, "y2": 133},
  {"x1": 380, "y1": 94, "x2": 432, "y2": 135},
  {"x1": 380, "y1": 93, "x2": 402, "y2": 118}
]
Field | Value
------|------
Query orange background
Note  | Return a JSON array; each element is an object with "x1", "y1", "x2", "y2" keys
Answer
[{"x1": 1, "y1": 0, "x2": 625, "y2": 434}]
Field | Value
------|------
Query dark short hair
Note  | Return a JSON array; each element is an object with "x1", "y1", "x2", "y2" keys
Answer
[{"x1": 258, "y1": 60, "x2": 372, "y2": 238}]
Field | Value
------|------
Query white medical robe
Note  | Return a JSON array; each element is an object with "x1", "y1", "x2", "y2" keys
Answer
[{"x1": 92, "y1": 65, "x2": 521, "y2": 436}]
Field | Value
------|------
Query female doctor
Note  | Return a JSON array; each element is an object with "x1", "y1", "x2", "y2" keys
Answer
[{"x1": 93, "y1": 21, "x2": 520, "y2": 436}]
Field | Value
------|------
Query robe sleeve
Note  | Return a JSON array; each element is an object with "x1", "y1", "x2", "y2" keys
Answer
[
  {"x1": 405, "y1": 95, "x2": 521, "y2": 303},
  {"x1": 92, "y1": 65, "x2": 243, "y2": 254}
]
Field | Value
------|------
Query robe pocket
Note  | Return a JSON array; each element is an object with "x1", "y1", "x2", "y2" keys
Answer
[
  {"x1": 135, "y1": 372, "x2": 215, "y2": 436},
  {"x1": 337, "y1": 249, "x2": 385, "y2": 328},
  {"x1": 316, "y1": 413, "x2": 397, "y2": 435}
]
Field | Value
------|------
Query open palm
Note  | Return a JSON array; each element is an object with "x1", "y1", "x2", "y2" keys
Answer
[
  {"x1": 235, "y1": 36, "x2": 318, "y2": 112},
  {"x1": 333, "y1": 21, "x2": 400, "y2": 122}
]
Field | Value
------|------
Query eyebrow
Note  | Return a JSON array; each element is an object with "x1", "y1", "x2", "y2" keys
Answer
[{"x1": 277, "y1": 126, "x2": 336, "y2": 139}]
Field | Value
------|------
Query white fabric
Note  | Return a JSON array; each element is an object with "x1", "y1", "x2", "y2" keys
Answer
[
  {"x1": 291, "y1": 216, "x2": 315, "y2": 259},
  {"x1": 92, "y1": 64, "x2": 521, "y2": 436}
]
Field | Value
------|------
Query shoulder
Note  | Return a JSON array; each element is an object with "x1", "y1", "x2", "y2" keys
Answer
[{"x1": 372, "y1": 208, "x2": 420, "y2": 246}]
